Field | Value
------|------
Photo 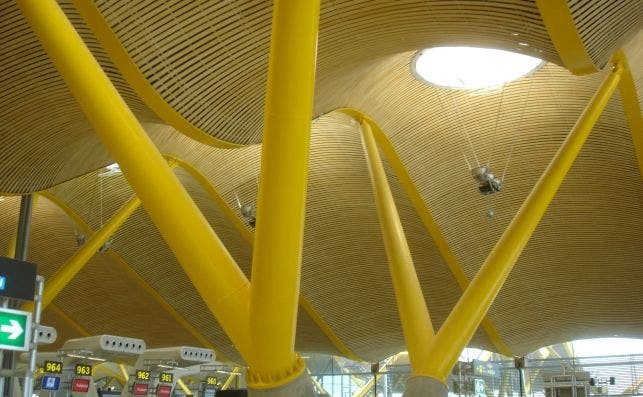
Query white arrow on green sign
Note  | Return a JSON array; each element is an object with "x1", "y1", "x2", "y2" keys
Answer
[{"x1": 0, "y1": 308, "x2": 31, "y2": 351}]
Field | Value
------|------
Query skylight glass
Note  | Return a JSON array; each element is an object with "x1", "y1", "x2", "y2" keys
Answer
[{"x1": 412, "y1": 46, "x2": 543, "y2": 90}]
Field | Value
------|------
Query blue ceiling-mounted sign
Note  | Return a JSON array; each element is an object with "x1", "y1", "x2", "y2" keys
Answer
[{"x1": 41, "y1": 375, "x2": 61, "y2": 391}]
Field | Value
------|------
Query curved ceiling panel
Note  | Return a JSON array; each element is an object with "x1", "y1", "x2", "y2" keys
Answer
[
  {"x1": 0, "y1": 0, "x2": 641, "y2": 364},
  {"x1": 91, "y1": 0, "x2": 557, "y2": 145},
  {"x1": 568, "y1": 0, "x2": 643, "y2": 68}
]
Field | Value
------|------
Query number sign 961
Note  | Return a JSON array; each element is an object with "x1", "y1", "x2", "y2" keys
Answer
[{"x1": 160, "y1": 372, "x2": 173, "y2": 383}]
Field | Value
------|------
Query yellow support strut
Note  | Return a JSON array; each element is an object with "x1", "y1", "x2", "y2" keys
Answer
[
  {"x1": 360, "y1": 119, "x2": 435, "y2": 375},
  {"x1": 535, "y1": 0, "x2": 598, "y2": 75},
  {"x1": 248, "y1": 0, "x2": 321, "y2": 388},
  {"x1": 164, "y1": 155, "x2": 363, "y2": 362},
  {"x1": 19, "y1": 0, "x2": 252, "y2": 360},
  {"x1": 421, "y1": 60, "x2": 624, "y2": 382},
  {"x1": 611, "y1": 50, "x2": 643, "y2": 179},
  {"x1": 22, "y1": 195, "x2": 141, "y2": 313},
  {"x1": 341, "y1": 108, "x2": 513, "y2": 357}
]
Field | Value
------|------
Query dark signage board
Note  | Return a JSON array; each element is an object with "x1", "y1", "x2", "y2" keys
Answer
[{"x1": 0, "y1": 257, "x2": 36, "y2": 301}]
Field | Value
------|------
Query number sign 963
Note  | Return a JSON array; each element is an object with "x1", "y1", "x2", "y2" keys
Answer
[{"x1": 75, "y1": 364, "x2": 92, "y2": 376}]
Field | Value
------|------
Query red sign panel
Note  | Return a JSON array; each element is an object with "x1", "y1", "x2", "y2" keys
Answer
[
  {"x1": 157, "y1": 385, "x2": 172, "y2": 397},
  {"x1": 71, "y1": 378, "x2": 90, "y2": 393},
  {"x1": 132, "y1": 382, "x2": 148, "y2": 396}
]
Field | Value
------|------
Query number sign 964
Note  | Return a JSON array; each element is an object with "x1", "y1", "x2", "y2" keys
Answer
[{"x1": 44, "y1": 361, "x2": 62, "y2": 374}]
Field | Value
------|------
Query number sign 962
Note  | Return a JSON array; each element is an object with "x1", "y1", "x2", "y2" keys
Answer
[{"x1": 136, "y1": 370, "x2": 150, "y2": 381}]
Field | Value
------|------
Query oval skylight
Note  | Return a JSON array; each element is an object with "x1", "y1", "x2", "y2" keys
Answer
[{"x1": 412, "y1": 46, "x2": 543, "y2": 90}]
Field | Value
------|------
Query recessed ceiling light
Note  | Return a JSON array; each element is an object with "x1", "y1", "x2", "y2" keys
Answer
[{"x1": 412, "y1": 46, "x2": 543, "y2": 90}]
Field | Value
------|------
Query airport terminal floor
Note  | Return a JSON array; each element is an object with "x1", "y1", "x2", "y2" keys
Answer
[{"x1": 0, "y1": 0, "x2": 641, "y2": 396}]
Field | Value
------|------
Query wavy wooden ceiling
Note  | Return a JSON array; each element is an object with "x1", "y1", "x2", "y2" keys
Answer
[{"x1": 0, "y1": 0, "x2": 641, "y2": 363}]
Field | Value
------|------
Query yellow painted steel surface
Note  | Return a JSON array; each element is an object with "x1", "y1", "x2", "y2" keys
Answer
[
  {"x1": 536, "y1": 0, "x2": 598, "y2": 75},
  {"x1": 40, "y1": 182, "x2": 230, "y2": 361},
  {"x1": 221, "y1": 367, "x2": 241, "y2": 390},
  {"x1": 422, "y1": 61, "x2": 624, "y2": 382},
  {"x1": 168, "y1": 154, "x2": 361, "y2": 361},
  {"x1": 612, "y1": 51, "x2": 643, "y2": 179},
  {"x1": 360, "y1": 119, "x2": 435, "y2": 374},
  {"x1": 18, "y1": 0, "x2": 253, "y2": 360},
  {"x1": 70, "y1": 0, "x2": 240, "y2": 149},
  {"x1": 21, "y1": 195, "x2": 141, "y2": 312},
  {"x1": 341, "y1": 108, "x2": 513, "y2": 357},
  {"x1": 176, "y1": 379, "x2": 191, "y2": 395},
  {"x1": 247, "y1": 0, "x2": 321, "y2": 388}
]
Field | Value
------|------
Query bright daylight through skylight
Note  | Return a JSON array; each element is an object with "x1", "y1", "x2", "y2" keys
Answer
[{"x1": 412, "y1": 46, "x2": 543, "y2": 90}]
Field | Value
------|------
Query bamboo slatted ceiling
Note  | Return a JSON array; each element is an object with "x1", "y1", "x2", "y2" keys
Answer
[{"x1": 0, "y1": 0, "x2": 641, "y2": 361}]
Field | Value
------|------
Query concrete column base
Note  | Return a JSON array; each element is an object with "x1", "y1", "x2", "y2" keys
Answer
[
  {"x1": 248, "y1": 370, "x2": 316, "y2": 397},
  {"x1": 403, "y1": 376, "x2": 448, "y2": 397}
]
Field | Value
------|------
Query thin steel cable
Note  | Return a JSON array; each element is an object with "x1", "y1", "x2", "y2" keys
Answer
[
  {"x1": 450, "y1": 92, "x2": 481, "y2": 166},
  {"x1": 490, "y1": 84, "x2": 507, "y2": 165},
  {"x1": 501, "y1": 78, "x2": 535, "y2": 182},
  {"x1": 436, "y1": 88, "x2": 481, "y2": 168}
]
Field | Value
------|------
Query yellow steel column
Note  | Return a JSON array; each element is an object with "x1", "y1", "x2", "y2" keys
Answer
[
  {"x1": 176, "y1": 379, "x2": 191, "y2": 395},
  {"x1": 535, "y1": 0, "x2": 598, "y2": 75},
  {"x1": 360, "y1": 119, "x2": 435, "y2": 374},
  {"x1": 420, "y1": 61, "x2": 624, "y2": 382},
  {"x1": 611, "y1": 50, "x2": 643, "y2": 179},
  {"x1": 221, "y1": 367, "x2": 241, "y2": 390},
  {"x1": 118, "y1": 364, "x2": 129, "y2": 382},
  {"x1": 19, "y1": 0, "x2": 252, "y2": 360},
  {"x1": 22, "y1": 195, "x2": 141, "y2": 313},
  {"x1": 165, "y1": 154, "x2": 363, "y2": 362},
  {"x1": 341, "y1": 108, "x2": 513, "y2": 357},
  {"x1": 247, "y1": 0, "x2": 320, "y2": 388}
]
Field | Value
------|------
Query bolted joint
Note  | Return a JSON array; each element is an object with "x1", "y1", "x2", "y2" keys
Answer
[{"x1": 246, "y1": 355, "x2": 307, "y2": 390}]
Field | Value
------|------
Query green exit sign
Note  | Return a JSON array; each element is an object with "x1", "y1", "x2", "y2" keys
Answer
[{"x1": 0, "y1": 308, "x2": 31, "y2": 351}]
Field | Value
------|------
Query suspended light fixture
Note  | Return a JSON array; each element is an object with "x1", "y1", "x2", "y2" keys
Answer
[{"x1": 412, "y1": 46, "x2": 543, "y2": 90}]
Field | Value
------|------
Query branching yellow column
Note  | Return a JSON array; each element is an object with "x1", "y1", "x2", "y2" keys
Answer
[
  {"x1": 19, "y1": 0, "x2": 252, "y2": 360},
  {"x1": 421, "y1": 61, "x2": 624, "y2": 382},
  {"x1": 248, "y1": 0, "x2": 321, "y2": 388},
  {"x1": 22, "y1": 195, "x2": 141, "y2": 313},
  {"x1": 341, "y1": 108, "x2": 513, "y2": 357},
  {"x1": 360, "y1": 119, "x2": 435, "y2": 374},
  {"x1": 611, "y1": 50, "x2": 643, "y2": 179}
]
